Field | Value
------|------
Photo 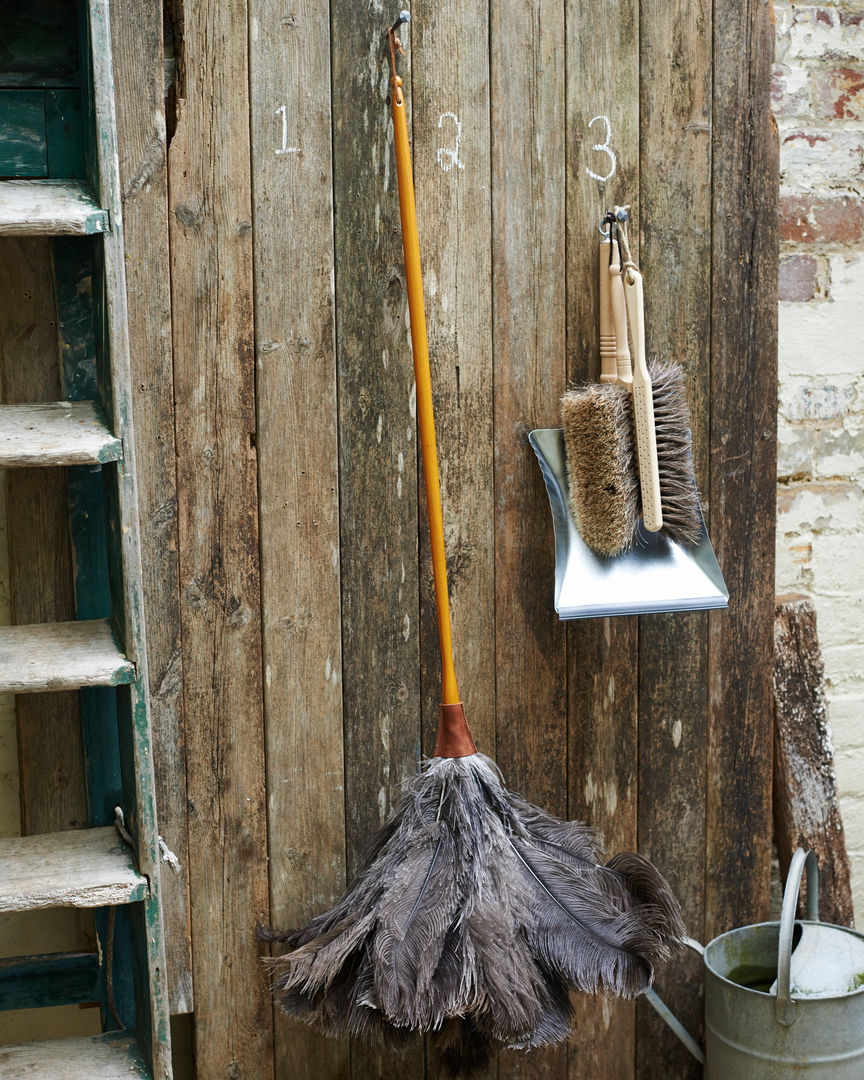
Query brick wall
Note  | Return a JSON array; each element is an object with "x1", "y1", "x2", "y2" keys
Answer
[{"x1": 774, "y1": 2, "x2": 864, "y2": 921}]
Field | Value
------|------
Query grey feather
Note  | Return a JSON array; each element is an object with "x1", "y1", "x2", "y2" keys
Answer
[{"x1": 265, "y1": 752, "x2": 684, "y2": 1072}]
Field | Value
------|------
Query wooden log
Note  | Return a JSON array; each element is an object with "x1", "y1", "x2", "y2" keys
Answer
[
  {"x1": 411, "y1": 5, "x2": 495, "y2": 1074},
  {"x1": 773, "y1": 594, "x2": 854, "y2": 927},
  {"x1": 636, "y1": 0, "x2": 712, "y2": 1074},
  {"x1": 328, "y1": 5, "x2": 423, "y2": 1077},
  {"x1": 564, "y1": 0, "x2": 640, "y2": 1073},
  {"x1": 0, "y1": 236, "x2": 88, "y2": 837},
  {"x1": 109, "y1": 0, "x2": 193, "y2": 1016},
  {"x1": 490, "y1": 2, "x2": 567, "y2": 1077},
  {"x1": 247, "y1": 2, "x2": 348, "y2": 1076},
  {"x1": 706, "y1": 0, "x2": 778, "y2": 938},
  {"x1": 167, "y1": 0, "x2": 274, "y2": 1072}
]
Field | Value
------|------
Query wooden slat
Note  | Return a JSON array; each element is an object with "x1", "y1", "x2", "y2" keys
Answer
[
  {"x1": 0, "y1": 401, "x2": 120, "y2": 466},
  {"x1": 705, "y1": 0, "x2": 778, "y2": 938},
  {"x1": 167, "y1": 0, "x2": 274, "y2": 1072},
  {"x1": 109, "y1": 0, "x2": 193, "y2": 1016},
  {"x1": 490, "y1": 2, "x2": 567, "y2": 1078},
  {"x1": 0, "y1": 1032, "x2": 150, "y2": 1079},
  {"x1": 0, "y1": 181, "x2": 107, "y2": 235},
  {"x1": 0, "y1": 826, "x2": 147, "y2": 912},
  {"x1": 0, "y1": 236, "x2": 89, "y2": 836},
  {"x1": 329, "y1": 6, "x2": 422, "y2": 1078},
  {"x1": 774, "y1": 595, "x2": 854, "y2": 926},
  {"x1": 636, "y1": 0, "x2": 712, "y2": 1073},
  {"x1": 0, "y1": 619, "x2": 133, "y2": 693},
  {"x1": 564, "y1": 0, "x2": 640, "y2": 1074},
  {"x1": 411, "y1": 6, "x2": 495, "y2": 1073},
  {"x1": 247, "y1": 3, "x2": 347, "y2": 1077}
]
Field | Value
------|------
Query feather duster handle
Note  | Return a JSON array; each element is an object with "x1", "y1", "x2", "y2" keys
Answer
[{"x1": 266, "y1": 753, "x2": 686, "y2": 1065}]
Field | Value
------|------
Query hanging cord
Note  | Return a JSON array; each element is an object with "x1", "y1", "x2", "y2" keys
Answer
[{"x1": 613, "y1": 205, "x2": 639, "y2": 283}]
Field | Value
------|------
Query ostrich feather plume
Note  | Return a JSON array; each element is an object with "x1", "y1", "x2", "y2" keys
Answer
[{"x1": 264, "y1": 753, "x2": 684, "y2": 1070}]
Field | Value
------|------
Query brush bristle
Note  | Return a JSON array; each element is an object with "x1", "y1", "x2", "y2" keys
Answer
[
  {"x1": 560, "y1": 364, "x2": 702, "y2": 554},
  {"x1": 560, "y1": 386, "x2": 640, "y2": 557},
  {"x1": 649, "y1": 362, "x2": 703, "y2": 548}
]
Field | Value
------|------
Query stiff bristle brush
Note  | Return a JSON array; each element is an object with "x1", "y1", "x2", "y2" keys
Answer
[{"x1": 561, "y1": 208, "x2": 702, "y2": 557}]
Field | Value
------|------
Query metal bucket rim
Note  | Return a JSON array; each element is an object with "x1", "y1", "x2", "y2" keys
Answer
[{"x1": 703, "y1": 919, "x2": 864, "y2": 1002}]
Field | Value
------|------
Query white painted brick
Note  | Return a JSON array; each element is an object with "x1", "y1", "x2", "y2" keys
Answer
[
  {"x1": 780, "y1": 376, "x2": 857, "y2": 422},
  {"x1": 811, "y1": 532, "x2": 864, "y2": 591},
  {"x1": 823, "y1": 644, "x2": 864, "y2": 695},
  {"x1": 784, "y1": 7, "x2": 864, "y2": 62},
  {"x1": 828, "y1": 694, "x2": 864, "y2": 751},
  {"x1": 835, "y1": 750, "x2": 864, "y2": 798},
  {"x1": 777, "y1": 423, "x2": 818, "y2": 478},
  {"x1": 777, "y1": 481, "x2": 864, "y2": 533},
  {"x1": 780, "y1": 129, "x2": 864, "y2": 189},
  {"x1": 808, "y1": 593, "x2": 864, "y2": 649},
  {"x1": 779, "y1": 258, "x2": 864, "y2": 377}
]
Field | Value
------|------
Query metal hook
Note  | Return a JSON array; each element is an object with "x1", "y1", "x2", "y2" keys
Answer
[
  {"x1": 391, "y1": 9, "x2": 411, "y2": 33},
  {"x1": 599, "y1": 209, "x2": 615, "y2": 239}
]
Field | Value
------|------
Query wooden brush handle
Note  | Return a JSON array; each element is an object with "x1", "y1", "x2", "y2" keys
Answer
[
  {"x1": 608, "y1": 243, "x2": 632, "y2": 388},
  {"x1": 599, "y1": 239, "x2": 617, "y2": 383},
  {"x1": 623, "y1": 268, "x2": 663, "y2": 532}
]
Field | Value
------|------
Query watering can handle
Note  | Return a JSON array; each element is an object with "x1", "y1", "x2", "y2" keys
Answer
[
  {"x1": 643, "y1": 938, "x2": 706, "y2": 1065},
  {"x1": 775, "y1": 848, "x2": 819, "y2": 1026}
]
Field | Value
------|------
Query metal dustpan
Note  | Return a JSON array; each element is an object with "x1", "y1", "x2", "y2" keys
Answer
[{"x1": 529, "y1": 427, "x2": 728, "y2": 620}]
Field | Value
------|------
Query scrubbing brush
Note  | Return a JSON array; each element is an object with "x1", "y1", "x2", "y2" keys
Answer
[{"x1": 560, "y1": 211, "x2": 702, "y2": 557}]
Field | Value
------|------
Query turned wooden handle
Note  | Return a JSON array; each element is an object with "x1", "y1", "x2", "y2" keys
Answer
[
  {"x1": 623, "y1": 268, "x2": 663, "y2": 532},
  {"x1": 608, "y1": 242, "x2": 632, "y2": 389},
  {"x1": 599, "y1": 239, "x2": 617, "y2": 383}
]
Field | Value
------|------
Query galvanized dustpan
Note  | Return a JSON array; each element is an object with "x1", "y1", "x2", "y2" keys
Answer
[{"x1": 529, "y1": 427, "x2": 728, "y2": 619}]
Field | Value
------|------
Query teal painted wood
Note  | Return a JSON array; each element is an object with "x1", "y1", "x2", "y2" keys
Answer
[
  {"x1": 0, "y1": 91, "x2": 47, "y2": 177},
  {"x1": 46, "y1": 89, "x2": 85, "y2": 178},
  {"x1": 83, "y1": 0, "x2": 172, "y2": 1071},
  {"x1": 0, "y1": 3, "x2": 79, "y2": 88},
  {"x1": 0, "y1": 952, "x2": 99, "y2": 1011}
]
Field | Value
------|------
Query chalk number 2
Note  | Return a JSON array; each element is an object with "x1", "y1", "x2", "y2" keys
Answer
[{"x1": 585, "y1": 115, "x2": 616, "y2": 182}]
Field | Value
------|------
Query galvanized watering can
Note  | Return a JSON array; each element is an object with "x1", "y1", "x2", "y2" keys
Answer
[{"x1": 647, "y1": 850, "x2": 864, "y2": 1076}]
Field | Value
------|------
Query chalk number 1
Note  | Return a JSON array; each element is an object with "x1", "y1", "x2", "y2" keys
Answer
[{"x1": 275, "y1": 105, "x2": 299, "y2": 155}]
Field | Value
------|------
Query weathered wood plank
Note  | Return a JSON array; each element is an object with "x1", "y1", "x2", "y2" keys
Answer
[
  {"x1": 0, "y1": 951, "x2": 99, "y2": 1010},
  {"x1": 0, "y1": 181, "x2": 106, "y2": 235},
  {"x1": 636, "y1": 0, "x2": 712, "y2": 1073},
  {"x1": 0, "y1": 826, "x2": 147, "y2": 912},
  {"x1": 167, "y1": 0, "x2": 273, "y2": 1072},
  {"x1": 0, "y1": 235, "x2": 88, "y2": 835},
  {"x1": 411, "y1": 6, "x2": 495, "y2": 1073},
  {"x1": 0, "y1": 91, "x2": 48, "y2": 178},
  {"x1": 564, "y1": 0, "x2": 640, "y2": 1073},
  {"x1": 0, "y1": 401, "x2": 120, "y2": 466},
  {"x1": 109, "y1": 0, "x2": 193, "y2": 1016},
  {"x1": 490, "y1": 1, "x2": 567, "y2": 1076},
  {"x1": 705, "y1": 0, "x2": 778, "y2": 938},
  {"x1": 774, "y1": 595, "x2": 854, "y2": 926},
  {"x1": 0, "y1": 619, "x2": 133, "y2": 693},
  {"x1": 247, "y1": 2, "x2": 347, "y2": 1075},
  {"x1": 0, "y1": 1032, "x2": 149, "y2": 1079},
  {"x1": 329, "y1": 5, "x2": 423, "y2": 1077}
]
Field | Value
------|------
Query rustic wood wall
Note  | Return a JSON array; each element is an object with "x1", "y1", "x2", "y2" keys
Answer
[{"x1": 108, "y1": 0, "x2": 778, "y2": 1076}]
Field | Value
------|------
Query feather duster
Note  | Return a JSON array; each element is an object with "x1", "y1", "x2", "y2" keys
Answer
[{"x1": 264, "y1": 753, "x2": 685, "y2": 1070}]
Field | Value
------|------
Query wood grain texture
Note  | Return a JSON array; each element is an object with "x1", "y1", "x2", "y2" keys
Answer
[
  {"x1": 0, "y1": 826, "x2": 147, "y2": 912},
  {"x1": 636, "y1": 0, "x2": 712, "y2": 1074},
  {"x1": 0, "y1": 1033, "x2": 149, "y2": 1078},
  {"x1": 564, "y1": 0, "x2": 640, "y2": 1073},
  {"x1": 491, "y1": 2, "x2": 566, "y2": 1077},
  {"x1": 167, "y1": 0, "x2": 274, "y2": 1072},
  {"x1": 0, "y1": 236, "x2": 88, "y2": 835},
  {"x1": 0, "y1": 181, "x2": 107, "y2": 235},
  {"x1": 109, "y1": 0, "x2": 193, "y2": 1016},
  {"x1": 773, "y1": 595, "x2": 853, "y2": 927},
  {"x1": 247, "y1": 2, "x2": 347, "y2": 1076},
  {"x1": 706, "y1": 0, "x2": 778, "y2": 939},
  {"x1": 0, "y1": 401, "x2": 120, "y2": 466},
  {"x1": 410, "y1": 6, "x2": 495, "y2": 1074},
  {"x1": 0, "y1": 619, "x2": 133, "y2": 693},
  {"x1": 329, "y1": 5, "x2": 423, "y2": 1076}
]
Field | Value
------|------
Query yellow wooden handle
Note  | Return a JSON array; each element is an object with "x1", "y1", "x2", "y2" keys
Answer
[
  {"x1": 608, "y1": 241, "x2": 633, "y2": 389},
  {"x1": 391, "y1": 73, "x2": 460, "y2": 705},
  {"x1": 599, "y1": 239, "x2": 617, "y2": 383},
  {"x1": 623, "y1": 268, "x2": 663, "y2": 532}
]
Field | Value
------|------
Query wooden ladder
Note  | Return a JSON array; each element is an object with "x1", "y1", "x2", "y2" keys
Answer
[{"x1": 0, "y1": 1, "x2": 172, "y2": 1077}]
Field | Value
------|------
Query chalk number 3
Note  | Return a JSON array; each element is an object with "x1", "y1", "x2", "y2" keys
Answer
[{"x1": 585, "y1": 115, "x2": 616, "y2": 182}]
